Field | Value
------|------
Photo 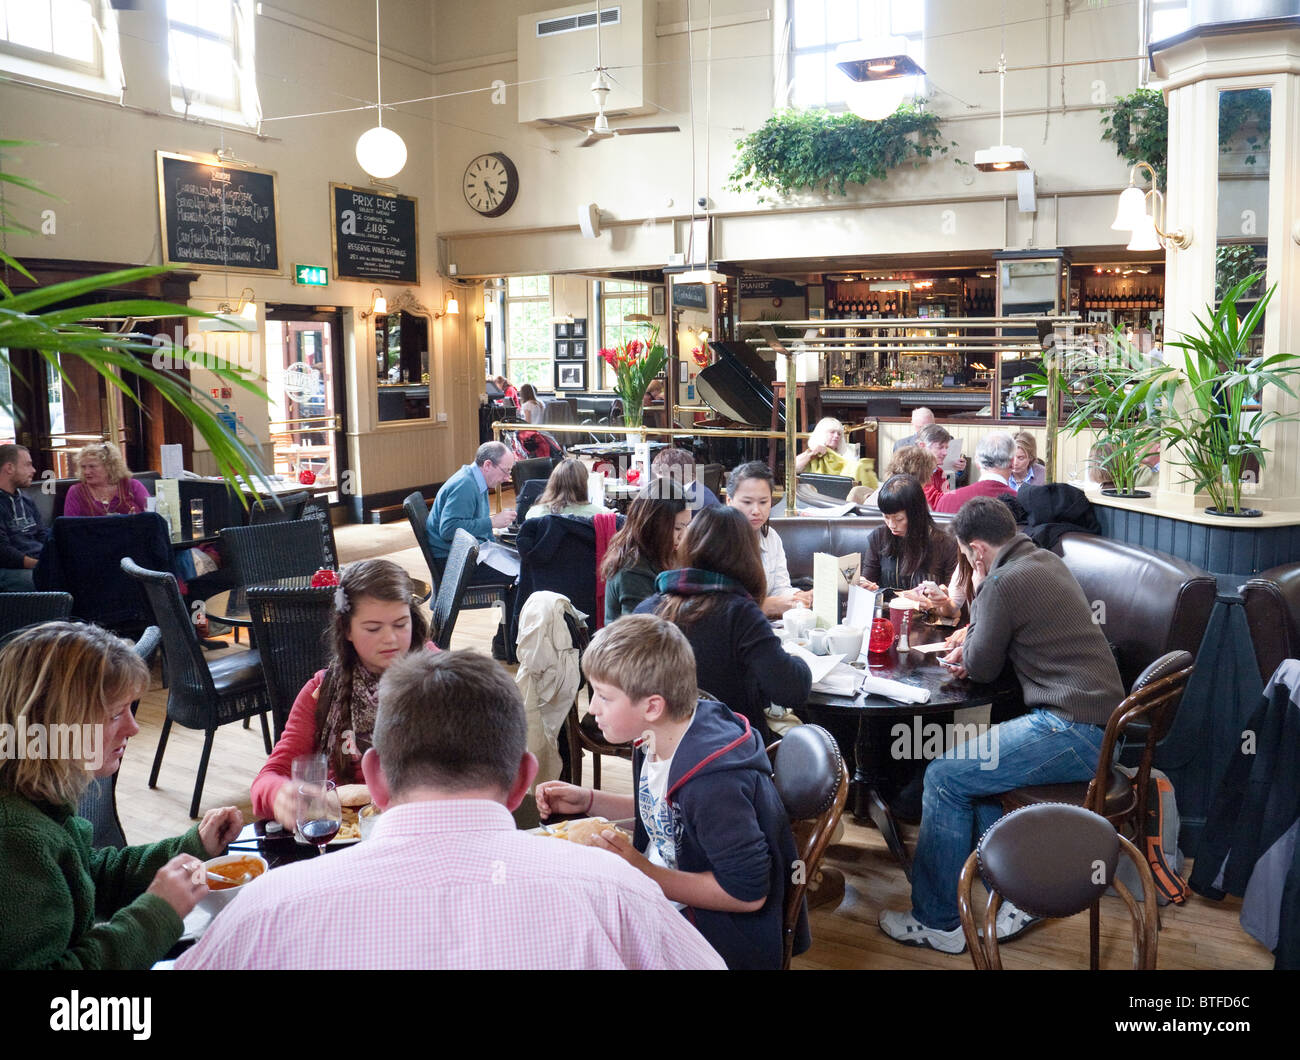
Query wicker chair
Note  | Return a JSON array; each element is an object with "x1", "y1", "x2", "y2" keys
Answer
[
  {"x1": 121, "y1": 558, "x2": 272, "y2": 818},
  {"x1": 0, "y1": 591, "x2": 72, "y2": 641},
  {"x1": 430, "y1": 529, "x2": 481, "y2": 650},
  {"x1": 300, "y1": 499, "x2": 339, "y2": 570},
  {"x1": 403, "y1": 491, "x2": 508, "y2": 613},
  {"x1": 75, "y1": 626, "x2": 162, "y2": 849},
  {"x1": 249, "y1": 489, "x2": 310, "y2": 524},
  {"x1": 246, "y1": 584, "x2": 334, "y2": 739},
  {"x1": 221, "y1": 520, "x2": 329, "y2": 588}
]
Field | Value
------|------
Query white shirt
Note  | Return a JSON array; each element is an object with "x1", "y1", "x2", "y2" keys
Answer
[{"x1": 758, "y1": 526, "x2": 794, "y2": 598}]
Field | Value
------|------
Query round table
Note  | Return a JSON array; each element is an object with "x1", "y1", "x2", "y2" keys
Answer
[
  {"x1": 798, "y1": 623, "x2": 1019, "y2": 879},
  {"x1": 206, "y1": 574, "x2": 432, "y2": 628}
]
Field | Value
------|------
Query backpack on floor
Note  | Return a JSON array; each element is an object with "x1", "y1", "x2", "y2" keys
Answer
[{"x1": 1110, "y1": 766, "x2": 1189, "y2": 907}]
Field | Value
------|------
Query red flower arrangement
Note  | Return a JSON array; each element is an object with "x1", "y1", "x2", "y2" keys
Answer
[{"x1": 598, "y1": 324, "x2": 667, "y2": 429}]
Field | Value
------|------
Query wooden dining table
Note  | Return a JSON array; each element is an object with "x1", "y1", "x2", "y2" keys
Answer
[{"x1": 796, "y1": 620, "x2": 1019, "y2": 879}]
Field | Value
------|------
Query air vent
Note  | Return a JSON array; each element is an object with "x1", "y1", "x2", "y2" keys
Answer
[{"x1": 536, "y1": 6, "x2": 619, "y2": 37}]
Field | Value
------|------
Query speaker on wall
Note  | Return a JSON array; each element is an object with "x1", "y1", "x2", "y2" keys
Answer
[{"x1": 579, "y1": 202, "x2": 602, "y2": 239}]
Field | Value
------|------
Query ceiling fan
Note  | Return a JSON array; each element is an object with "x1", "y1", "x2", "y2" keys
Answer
[{"x1": 547, "y1": 3, "x2": 679, "y2": 148}]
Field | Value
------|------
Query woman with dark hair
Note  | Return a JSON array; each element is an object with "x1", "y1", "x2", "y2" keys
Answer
[
  {"x1": 727, "y1": 460, "x2": 812, "y2": 618},
  {"x1": 251, "y1": 558, "x2": 432, "y2": 829},
  {"x1": 525, "y1": 458, "x2": 613, "y2": 520},
  {"x1": 860, "y1": 475, "x2": 959, "y2": 592},
  {"x1": 518, "y1": 383, "x2": 544, "y2": 424},
  {"x1": 601, "y1": 490, "x2": 689, "y2": 623},
  {"x1": 635, "y1": 506, "x2": 811, "y2": 743}
]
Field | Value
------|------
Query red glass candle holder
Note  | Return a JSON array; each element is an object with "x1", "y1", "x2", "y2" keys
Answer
[
  {"x1": 626, "y1": 468, "x2": 642, "y2": 485},
  {"x1": 867, "y1": 617, "x2": 895, "y2": 654},
  {"x1": 311, "y1": 568, "x2": 339, "y2": 588}
]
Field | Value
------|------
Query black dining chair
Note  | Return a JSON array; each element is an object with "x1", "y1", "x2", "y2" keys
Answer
[
  {"x1": 0, "y1": 591, "x2": 73, "y2": 640},
  {"x1": 221, "y1": 519, "x2": 329, "y2": 588},
  {"x1": 249, "y1": 489, "x2": 311, "y2": 525},
  {"x1": 246, "y1": 584, "x2": 334, "y2": 739},
  {"x1": 121, "y1": 558, "x2": 273, "y2": 818},
  {"x1": 430, "y1": 529, "x2": 481, "y2": 650},
  {"x1": 403, "y1": 491, "x2": 509, "y2": 615},
  {"x1": 75, "y1": 625, "x2": 162, "y2": 849},
  {"x1": 300, "y1": 499, "x2": 339, "y2": 570}
]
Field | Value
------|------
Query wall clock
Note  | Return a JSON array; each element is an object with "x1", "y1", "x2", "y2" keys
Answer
[{"x1": 462, "y1": 152, "x2": 519, "y2": 218}]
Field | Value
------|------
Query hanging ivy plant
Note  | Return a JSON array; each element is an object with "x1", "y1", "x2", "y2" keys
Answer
[
  {"x1": 1100, "y1": 87, "x2": 1271, "y2": 183},
  {"x1": 726, "y1": 101, "x2": 958, "y2": 202},
  {"x1": 1100, "y1": 88, "x2": 1169, "y2": 183}
]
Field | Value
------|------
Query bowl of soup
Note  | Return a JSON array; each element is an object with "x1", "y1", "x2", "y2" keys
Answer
[{"x1": 197, "y1": 852, "x2": 268, "y2": 914}]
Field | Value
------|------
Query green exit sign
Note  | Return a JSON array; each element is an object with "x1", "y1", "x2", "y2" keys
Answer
[{"x1": 294, "y1": 264, "x2": 329, "y2": 286}]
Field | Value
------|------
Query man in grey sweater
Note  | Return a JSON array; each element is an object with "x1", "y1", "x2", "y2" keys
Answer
[{"x1": 879, "y1": 497, "x2": 1125, "y2": 953}]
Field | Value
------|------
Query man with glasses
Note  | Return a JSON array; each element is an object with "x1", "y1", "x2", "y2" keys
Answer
[
  {"x1": 426, "y1": 440, "x2": 518, "y2": 657},
  {"x1": 0, "y1": 444, "x2": 48, "y2": 591}
]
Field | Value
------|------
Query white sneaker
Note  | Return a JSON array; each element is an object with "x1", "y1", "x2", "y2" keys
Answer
[
  {"x1": 878, "y1": 909, "x2": 967, "y2": 954},
  {"x1": 994, "y1": 899, "x2": 1042, "y2": 942}
]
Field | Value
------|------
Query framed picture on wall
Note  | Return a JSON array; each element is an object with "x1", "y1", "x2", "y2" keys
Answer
[
  {"x1": 652, "y1": 286, "x2": 665, "y2": 316},
  {"x1": 572, "y1": 339, "x2": 586, "y2": 358},
  {"x1": 555, "y1": 362, "x2": 586, "y2": 390},
  {"x1": 555, "y1": 339, "x2": 572, "y2": 359},
  {"x1": 679, "y1": 361, "x2": 689, "y2": 384},
  {"x1": 572, "y1": 318, "x2": 587, "y2": 338},
  {"x1": 555, "y1": 322, "x2": 572, "y2": 338}
]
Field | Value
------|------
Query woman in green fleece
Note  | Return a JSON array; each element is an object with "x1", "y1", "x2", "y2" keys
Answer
[{"x1": 0, "y1": 623, "x2": 243, "y2": 969}]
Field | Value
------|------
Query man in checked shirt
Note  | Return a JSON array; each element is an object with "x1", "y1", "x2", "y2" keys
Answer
[{"x1": 179, "y1": 650, "x2": 724, "y2": 970}]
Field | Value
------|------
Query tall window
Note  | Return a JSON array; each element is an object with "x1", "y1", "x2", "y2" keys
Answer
[
  {"x1": 0, "y1": 0, "x2": 122, "y2": 97},
  {"x1": 167, "y1": 0, "x2": 259, "y2": 126},
  {"x1": 505, "y1": 275, "x2": 552, "y2": 389},
  {"x1": 598, "y1": 281, "x2": 649, "y2": 389},
  {"x1": 789, "y1": 0, "x2": 923, "y2": 110}
]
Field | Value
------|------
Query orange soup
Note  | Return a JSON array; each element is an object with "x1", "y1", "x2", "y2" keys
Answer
[{"x1": 207, "y1": 857, "x2": 266, "y2": 890}]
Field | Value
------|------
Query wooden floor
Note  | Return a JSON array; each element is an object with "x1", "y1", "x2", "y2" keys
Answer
[{"x1": 116, "y1": 514, "x2": 1274, "y2": 971}]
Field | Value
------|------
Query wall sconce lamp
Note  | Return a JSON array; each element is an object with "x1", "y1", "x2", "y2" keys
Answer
[
  {"x1": 1112, "y1": 161, "x2": 1192, "y2": 251},
  {"x1": 359, "y1": 289, "x2": 387, "y2": 319},
  {"x1": 197, "y1": 287, "x2": 257, "y2": 332},
  {"x1": 434, "y1": 292, "x2": 460, "y2": 319}
]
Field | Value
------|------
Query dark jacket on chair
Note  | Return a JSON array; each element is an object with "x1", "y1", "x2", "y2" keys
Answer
[
  {"x1": 510, "y1": 514, "x2": 622, "y2": 649},
  {"x1": 631, "y1": 698, "x2": 810, "y2": 970},
  {"x1": 34, "y1": 513, "x2": 172, "y2": 632},
  {"x1": 1190, "y1": 659, "x2": 1300, "y2": 968}
]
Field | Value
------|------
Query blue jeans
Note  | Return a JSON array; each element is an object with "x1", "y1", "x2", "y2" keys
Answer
[{"x1": 911, "y1": 708, "x2": 1105, "y2": 930}]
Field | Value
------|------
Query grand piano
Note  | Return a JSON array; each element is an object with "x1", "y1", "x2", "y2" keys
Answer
[{"x1": 692, "y1": 340, "x2": 785, "y2": 468}]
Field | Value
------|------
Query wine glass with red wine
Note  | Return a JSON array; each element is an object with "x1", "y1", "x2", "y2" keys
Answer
[{"x1": 297, "y1": 780, "x2": 342, "y2": 857}]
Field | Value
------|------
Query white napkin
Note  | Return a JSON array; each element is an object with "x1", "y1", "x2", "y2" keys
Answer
[
  {"x1": 860, "y1": 673, "x2": 932, "y2": 704},
  {"x1": 783, "y1": 642, "x2": 845, "y2": 684},
  {"x1": 811, "y1": 662, "x2": 861, "y2": 696}
]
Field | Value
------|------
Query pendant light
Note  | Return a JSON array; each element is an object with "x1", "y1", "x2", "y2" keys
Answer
[
  {"x1": 974, "y1": 8, "x2": 1028, "y2": 173},
  {"x1": 356, "y1": 1, "x2": 407, "y2": 179}
]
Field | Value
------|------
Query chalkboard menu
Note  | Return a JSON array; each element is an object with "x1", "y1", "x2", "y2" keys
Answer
[
  {"x1": 156, "y1": 151, "x2": 281, "y2": 273},
  {"x1": 330, "y1": 183, "x2": 419, "y2": 286}
]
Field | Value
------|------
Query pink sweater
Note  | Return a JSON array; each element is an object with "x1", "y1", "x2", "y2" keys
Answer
[
  {"x1": 250, "y1": 671, "x2": 332, "y2": 821},
  {"x1": 63, "y1": 479, "x2": 151, "y2": 517}
]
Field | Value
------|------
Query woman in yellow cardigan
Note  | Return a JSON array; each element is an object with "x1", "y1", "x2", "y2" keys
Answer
[
  {"x1": 793, "y1": 417, "x2": 879, "y2": 489},
  {"x1": 0, "y1": 623, "x2": 242, "y2": 969}
]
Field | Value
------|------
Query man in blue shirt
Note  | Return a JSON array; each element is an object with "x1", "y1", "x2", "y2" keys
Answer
[
  {"x1": 0, "y1": 444, "x2": 48, "y2": 592},
  {"x1": 426, "y1": 441, "x2": 517, "y2": 560},
  {"x1": 426, "y1": 441, "x2": 517, "y2": 658}
]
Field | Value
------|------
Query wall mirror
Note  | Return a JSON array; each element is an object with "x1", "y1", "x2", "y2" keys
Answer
[{"x1": 374, "y1": 292, "x2": 431, "y2": 422}]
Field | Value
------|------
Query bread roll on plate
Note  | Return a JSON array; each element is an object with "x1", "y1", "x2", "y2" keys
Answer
[
  {"x1": 562, "y1": 817, "x2": 632, "y2": 846},
  {"x1": 335, "y1": 784, "x2": 371, "y2": 809}
]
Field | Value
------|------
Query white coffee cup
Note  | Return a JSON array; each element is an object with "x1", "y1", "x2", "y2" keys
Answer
[
  {"x1": 785, "y1": 603, "x2": 816, "y2": 639},
  {"x1": 808, "y1": 628, "x2": 829, "y2": 655},
  {"x1": 827, "y1": 623, "x2": 863, "y2": 660}
]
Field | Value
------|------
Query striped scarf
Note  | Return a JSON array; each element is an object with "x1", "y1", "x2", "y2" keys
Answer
[{"x1": 655, "y1": 567, "x2": 751, "y2": 598}]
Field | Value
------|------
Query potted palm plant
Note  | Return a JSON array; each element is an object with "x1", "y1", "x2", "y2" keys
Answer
[
  {"x1": 1162, "y1": 272, "x2": 1300, "y2": 516},
  {"x1": 1024, "y1": 330, "x2": 1174, "y2": 496}
]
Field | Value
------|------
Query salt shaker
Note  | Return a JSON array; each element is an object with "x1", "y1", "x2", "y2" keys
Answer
[{"x1": 897, "y1": 608, "x2": 911, "y2": 652}]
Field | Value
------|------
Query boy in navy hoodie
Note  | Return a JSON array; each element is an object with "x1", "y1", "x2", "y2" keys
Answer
[{"x1": 536, "y1": 614, "x2": 809, "y2": 969}]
